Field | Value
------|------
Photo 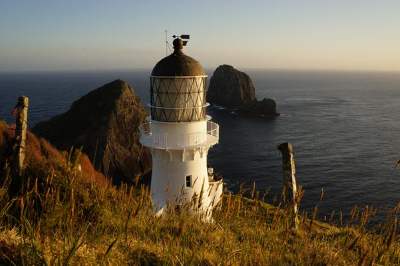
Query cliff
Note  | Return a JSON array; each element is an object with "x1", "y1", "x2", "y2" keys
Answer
[
  {"x1": 33, "y1": 79, "x2": 151, "y2": 184},
  {"x1": 0, "y1": 120, "x2": 107, "y2": 187},
  {"x1": 207, "y1": 65, "x2": 279, "y2": 117}
]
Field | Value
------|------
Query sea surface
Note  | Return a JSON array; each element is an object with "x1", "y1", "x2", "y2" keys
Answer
[{"x1": 1, "y1": 69, "x2": 400, "y2": 220}]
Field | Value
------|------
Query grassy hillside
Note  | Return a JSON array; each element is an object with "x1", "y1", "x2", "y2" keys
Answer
[{"x1": 1, "y1": 120, "x2": 400, "y2": 265}]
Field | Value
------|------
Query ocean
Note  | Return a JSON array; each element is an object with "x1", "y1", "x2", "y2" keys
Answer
[{"x1": 1, "y1": 69, "x2": 400, "y2": 220}]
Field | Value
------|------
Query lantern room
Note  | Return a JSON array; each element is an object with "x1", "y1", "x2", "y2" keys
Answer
[{"x1": 150, "y1": 38, "x2": 208, "y2": 122}]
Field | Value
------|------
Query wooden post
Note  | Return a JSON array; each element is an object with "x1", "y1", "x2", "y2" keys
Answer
[
  {"x1": 278, "y1": 142, "x2": 299, "y2": 229},
  {"x1": 13, "y1": 96, "x2": 29, "y2": 177}
]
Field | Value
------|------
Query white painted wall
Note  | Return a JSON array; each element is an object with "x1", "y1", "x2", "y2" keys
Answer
[{"x1": 151, "y1": 148, "x2": 211, "y2": 213}]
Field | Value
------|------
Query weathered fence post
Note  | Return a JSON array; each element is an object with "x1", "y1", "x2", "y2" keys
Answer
[
  {"x1": 278, "y1": 142, "x2": 299, "y2": 229},
  {"x1": 12, "y1": 96, "x2": 29, "y2": 177}
]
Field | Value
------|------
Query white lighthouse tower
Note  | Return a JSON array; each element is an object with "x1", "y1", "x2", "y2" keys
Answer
[{"x1": 140, "y1": 37, "x2": 223, "y2": 217}]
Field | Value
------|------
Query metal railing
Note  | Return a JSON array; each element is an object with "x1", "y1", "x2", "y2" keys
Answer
[
  {"x1": 139, "y1": 120, "x2": 219, "y2": 149},
  {"x1": 207, "y1": 120, "x2": 219, "y2": 139}
]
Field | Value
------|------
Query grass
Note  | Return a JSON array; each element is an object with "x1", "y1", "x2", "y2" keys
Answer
[{"x1": 1, "y1": 120, "x2": 400, "y2": 265}]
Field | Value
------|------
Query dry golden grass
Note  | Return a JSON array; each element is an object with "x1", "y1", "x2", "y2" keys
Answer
[{"x1": 1, "y1": 120, "x2": 400, "y2": 265}]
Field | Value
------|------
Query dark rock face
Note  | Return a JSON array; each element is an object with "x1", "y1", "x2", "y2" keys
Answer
[
  {"x1": 33, "y1": 79, "x2": 151, "y2": 184},
  {"x1": 207, "y1": 65, "x2": 278, "y2": 117},
  {"x1": 240, "y1": 98, "x2": 277, "y2": 117},
  {"x1": 207, "y1": 65, "x2": 256, "y2": 108}
]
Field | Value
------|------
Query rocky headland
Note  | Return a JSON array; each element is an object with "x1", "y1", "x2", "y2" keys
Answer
[
  {"x1": 33, "y1": 79, "x2": 151, "y2": 184},
  {"x1": 207, "y1": 64, "x2": 279, "y2": 117}
]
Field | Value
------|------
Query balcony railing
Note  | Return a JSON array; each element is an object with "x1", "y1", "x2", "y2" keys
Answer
[
  {"x1": 139, "y1": 120, "x2": 219, "y2": 149},
  {"x1": 206, "y1": 120, "x2": 219, "y2": 139}
]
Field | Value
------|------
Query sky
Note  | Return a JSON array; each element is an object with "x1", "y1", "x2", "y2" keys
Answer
[{"x1": 0, "y1": 0, "x2": 399, "y2": 72}]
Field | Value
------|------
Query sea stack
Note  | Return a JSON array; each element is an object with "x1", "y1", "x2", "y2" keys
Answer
[
  {"x1": 139, "y1": 37, "x2": 223, "y2": 218},
  {"x1": 208, "y1": 64, "x2": 278, "y2": 117}
]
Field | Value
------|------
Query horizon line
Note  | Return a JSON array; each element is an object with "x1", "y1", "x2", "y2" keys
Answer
[{"x1": 1, "y1": 67, "x2": 400, "y2": 75}]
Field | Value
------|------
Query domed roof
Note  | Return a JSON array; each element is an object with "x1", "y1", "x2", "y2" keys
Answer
[{"x1": 151, "y1": 38, "x2": 205, "y2": 76}]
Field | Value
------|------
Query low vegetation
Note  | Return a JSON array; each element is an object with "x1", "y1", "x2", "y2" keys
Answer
[{"x1": 1, "y1": 119, "x2": 400, "y2": 265}]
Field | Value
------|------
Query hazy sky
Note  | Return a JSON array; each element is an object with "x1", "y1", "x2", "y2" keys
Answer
[{"x1": 1, "y1": 0, "x2": 399, "y2": 72}]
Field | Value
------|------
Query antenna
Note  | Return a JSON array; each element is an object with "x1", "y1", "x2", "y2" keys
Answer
[
  {"x1": 164, "y1": 30, "x2": 174, "y2": 55},
  {"x1": 165, "y1": 30, "x2": 168, "y2": 56}
]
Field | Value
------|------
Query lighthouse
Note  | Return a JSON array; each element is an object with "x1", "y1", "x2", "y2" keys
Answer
[{"x1": 140, "y1": 36, "x2": 223, "y2": 217}]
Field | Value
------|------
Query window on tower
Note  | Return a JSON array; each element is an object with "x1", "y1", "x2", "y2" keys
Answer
[{"x1": 185, "y1": 175, "x2": 192, "y2": 188}]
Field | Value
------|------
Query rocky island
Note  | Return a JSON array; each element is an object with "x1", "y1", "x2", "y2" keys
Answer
[{"x1": 207, "y1": 65, "x2": 279, "y2": 117}]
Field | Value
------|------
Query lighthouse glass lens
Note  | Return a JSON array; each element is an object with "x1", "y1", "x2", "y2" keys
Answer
[{"x1": 150, "y1": 77, "x2": 207, "y2": 122}]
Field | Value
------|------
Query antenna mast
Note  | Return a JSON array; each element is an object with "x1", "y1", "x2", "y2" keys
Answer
[{"x1": 165, "y1": 30, "x2": 168, "y2": 56}]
